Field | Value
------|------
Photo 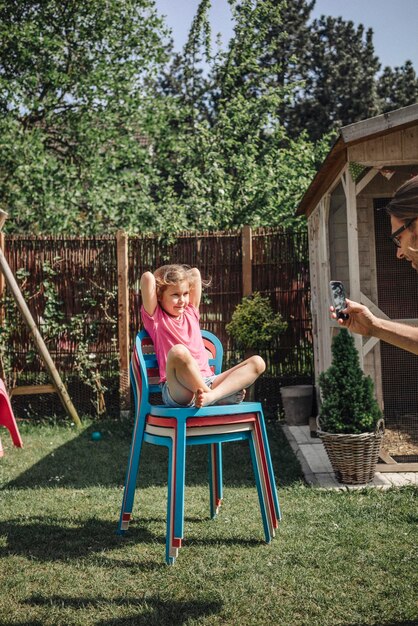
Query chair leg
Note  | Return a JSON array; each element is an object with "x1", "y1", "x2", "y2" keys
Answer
[
  {"x1": 140, "y1": 430, "x2": 179, "y2": 565},
  {"x1": 208, "y1": 442, "x2": 223, "y2": 518},
  {"x1": 172, "y1": 419, "x2": 187, "y2": 547},
  {"x1": 165, "y1": 432, "x2": 179, "y2": 565},
  {"x1": 117, "y1": 414, "x2": 146, "y2": 534},
  {"x1": 248, "y1": 431, "x2": 273, "y2": 543},
  {"x1": 255, "y1": 410, "x2": 281, "y2": 523}
]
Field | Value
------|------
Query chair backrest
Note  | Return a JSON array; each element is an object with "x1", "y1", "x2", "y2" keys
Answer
[{"x1": 131, "y1": 329, "x2": 224, "y2": 411}]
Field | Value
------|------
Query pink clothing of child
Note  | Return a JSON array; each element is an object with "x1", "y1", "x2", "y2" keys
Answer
[{"x1": 141, "y1": 303, "x2": 213, "y2": 383}]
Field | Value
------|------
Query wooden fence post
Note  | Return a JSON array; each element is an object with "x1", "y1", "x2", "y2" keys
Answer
[
  {"x1": 241, "y1": 225, "x2": 255, "y2": 399},
  {"x1": 242, "y1": 225, "x2": 253, "y2": 296},
  {"x1": 116, "y1": 230, "x2": 130, "y2": 415}
]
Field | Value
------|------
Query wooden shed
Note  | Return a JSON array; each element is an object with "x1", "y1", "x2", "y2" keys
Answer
[{"x1": 297, "y1": 103, "x2": 418, "y2": 469}]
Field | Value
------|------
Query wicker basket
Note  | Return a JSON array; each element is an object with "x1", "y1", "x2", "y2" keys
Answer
[{"x1": 317, "y1": 418, "x2": 385, "y2": 484}]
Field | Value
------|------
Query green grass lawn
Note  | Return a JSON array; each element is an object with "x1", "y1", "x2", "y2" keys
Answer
[{"x1": 0, "y1": 419, "x2": 416, "y2": 626}]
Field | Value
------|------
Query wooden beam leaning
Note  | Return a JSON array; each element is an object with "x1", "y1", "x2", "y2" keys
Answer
[{"x1": 0, "y1": 210, "x2": 82, "y2": 427}]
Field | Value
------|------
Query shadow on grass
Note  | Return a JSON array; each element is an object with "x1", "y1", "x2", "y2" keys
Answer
[
  {"x1": 20, "y1": 594, "x2": 223, "y2": 626},
  {"x1": 0, "y1": 517, "x2": 155, "y2": 566},
  {"x1": 344, "y1": 622, "x2": 418, "y2": 626},
  {"x1": 0, "y1": 515, "x2": 264, "y2": 565},
  {"x1": 3, "y1": 420, "x2": 302, "y2": 490}
]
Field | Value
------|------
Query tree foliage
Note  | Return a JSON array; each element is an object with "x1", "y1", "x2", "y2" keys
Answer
[
  {"x1": 0, "y1": 0, "x2": 416, "y2": 235},
  {"x1": 149, "y1": 0, "x2": 330, "y2": 231},
  {"x1": 0, "y1": 0, "x2": 172, "y2": 233},
  {"x1": 377, "y1": 61, "x2": 418, "y2": 113},
  {"x1": 292, "y1": 15, "x2": 381, "y2": 141}
]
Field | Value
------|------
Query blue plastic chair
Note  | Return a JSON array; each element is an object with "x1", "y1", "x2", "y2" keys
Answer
[{"x1": 117, "y1": 329, "x2": 281, "y2": 564}]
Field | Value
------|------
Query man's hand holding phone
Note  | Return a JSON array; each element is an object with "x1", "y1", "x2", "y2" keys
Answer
[
  {"x1": 329, "y1": 283, "x2": 378, "y2": 337},
  {"x1": 329, "y1": 281, "x2": 349, "y2": 321}
]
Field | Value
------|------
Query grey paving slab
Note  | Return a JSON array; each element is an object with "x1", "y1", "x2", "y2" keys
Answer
[
  {"x1": 287, "y1": 425, "x2": 322, "y2": 445},
  {"x1": 281, "y1": 422, "x2": 417, "y2": 490},
  {"x1": 299, "y1": 444, "x2": 333, "y2": 473}
]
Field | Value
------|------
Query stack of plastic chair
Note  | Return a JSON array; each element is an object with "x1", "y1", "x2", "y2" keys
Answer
[
  {"x1": 117, "y1": 329, "x2": 281, "y2": 564},
  {"x1": 0, "y1": 378, "x2": 23, "y2": 457}
]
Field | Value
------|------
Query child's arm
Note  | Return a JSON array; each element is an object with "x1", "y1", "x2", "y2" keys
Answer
[
  {"x1": 140, "y1": 271, "x2": 158, "y2": 316},
  {"x1": 189, "y1": 267, "x2": 202, "y2": 309}
]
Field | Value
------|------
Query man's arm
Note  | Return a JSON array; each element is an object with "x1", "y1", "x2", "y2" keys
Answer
[
  {"x1": 332, "y1": 298, "x2": 418, "y2": 355},
  {"x1": 140, "y1": 271, "x2": 157, "y2": 316}
]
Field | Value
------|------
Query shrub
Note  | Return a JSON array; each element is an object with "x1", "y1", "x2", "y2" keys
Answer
[
  {"x1": 318, "y1": 329, "x2": 382, "y2": 434},
  {"x1": 226, "y1": 292, "x2": 287, "y2": 350}
]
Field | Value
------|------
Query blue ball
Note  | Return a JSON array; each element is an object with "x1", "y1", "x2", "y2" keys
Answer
[{"x1": 91, "y1": 431, "x2": 102, "y2": 441}]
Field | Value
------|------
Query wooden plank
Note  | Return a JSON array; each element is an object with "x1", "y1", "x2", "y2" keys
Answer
[
  {"x1": 343, "y1": 169, "x2": 363, "y2": 366},
  {"x1": 402, "y1": 125, "x2": 418, "y2": 159},
  {"x1": 116, "y1": 230, "x2": 130, "y2": 412},
  {"x1": 376, "y1": 463, "x2": 418, "y2": 473},
  {"x1": 379, "y1": 449, "x2": 397, "y2": 464},
  {"x1": 318, "y1": 196, "x2": 333, "y2": 373},
  {"x1": 347, "y1": 143, "x2": 365, "y2": 164},
  {"x1": 341, "y1": 103, "x2": 418, "y2": 144},
  {"x1": 241, "y1": 225, "x2": 252, "y2": 297},
  {"x1": 308, "y1": 211, "x2": 321, "y2": 381},
  {"x1": 383, "y1": 133, "x2": 402, "y2": 162},
  {"x1": 10, "y1": 384, "x2": 56, "y2": 397},
  {"x1": 355, "y1": 167, "x2": 379, "y2": 195}
]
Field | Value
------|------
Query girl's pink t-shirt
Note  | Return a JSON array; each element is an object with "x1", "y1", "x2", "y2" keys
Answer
[{"x1": 141, "y1": 303, "x2": 213, "y2": 383}]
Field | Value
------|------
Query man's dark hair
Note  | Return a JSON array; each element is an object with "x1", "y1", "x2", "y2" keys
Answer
[{"x1": 386, "y1": 174, "x2": 418, "y2": 221}]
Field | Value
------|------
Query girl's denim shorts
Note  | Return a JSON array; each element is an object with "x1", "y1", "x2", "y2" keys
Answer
[{"x1": 161, "y1": 375, "x2": 216, "y2": 408}]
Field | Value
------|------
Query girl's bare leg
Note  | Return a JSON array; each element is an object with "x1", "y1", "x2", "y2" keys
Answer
[
  {"x1": 196, "y1": 356, "x2": 265, "y2": 407},
  {"x1": 165, "y1": 344, "x2": 210, "y2": 405}
]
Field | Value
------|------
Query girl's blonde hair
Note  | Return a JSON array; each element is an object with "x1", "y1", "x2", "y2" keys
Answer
[{"x1": 153, "y1": 264, "x2": 196, "y2": 300}]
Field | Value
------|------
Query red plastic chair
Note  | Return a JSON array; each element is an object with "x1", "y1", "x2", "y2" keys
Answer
[
  {"x1": 0, "y1": 378, "x2": 23, "y2": 456},
  {"x1": 117, "y1": 330, "x2": 281, "y2": 564}
]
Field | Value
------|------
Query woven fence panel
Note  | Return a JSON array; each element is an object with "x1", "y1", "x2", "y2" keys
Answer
[
  {"x1": 251, "y1": 228, "x2": 313, "y2": 415},
  {"x1": 2, "y1": 236, "x2": 119, "y2": 417},
  {"x1": 1, "y1": 229, "x2": 313, "y2": 419}
]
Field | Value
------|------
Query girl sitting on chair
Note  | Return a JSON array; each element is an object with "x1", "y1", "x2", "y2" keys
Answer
[{"x1": 140, "y1": 265, "x2": 265, "y2": 408}]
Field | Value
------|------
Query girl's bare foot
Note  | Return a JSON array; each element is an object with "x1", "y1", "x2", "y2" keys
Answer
[{"x1": 194, "y1": 388, "x2": 209, "y2": 408}]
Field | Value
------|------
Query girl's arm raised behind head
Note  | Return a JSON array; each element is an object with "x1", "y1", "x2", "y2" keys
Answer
[
  {"x1": 189, "y1": 267, "x2": 202, "y2": 309},
  {"x1": 140, "y1": 271, "x2": 158, "y2": 316}
]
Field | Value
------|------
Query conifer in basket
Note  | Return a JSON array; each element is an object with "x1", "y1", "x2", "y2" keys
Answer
[{"x1": 318, "y1": 329, "x2": 382, "y2": 434}]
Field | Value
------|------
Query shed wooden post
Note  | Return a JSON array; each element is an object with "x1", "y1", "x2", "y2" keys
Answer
[
  {"x1": 242, "y1": 225, "x2": 252, "y2": 297},
  {"x1": 342, "y1": 168, "x2": 363, "y2": 367},
  {"x1": 316, "y1": 195, "x2": 332, "y2": 373},
  {"x1": 116, "y1": 230, "x2": 130, "y2": 415}
]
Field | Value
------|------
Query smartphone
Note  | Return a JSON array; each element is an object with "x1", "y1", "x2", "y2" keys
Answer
[{"x1": 329, "y1": 281, "x2": 349, "y2": 320}]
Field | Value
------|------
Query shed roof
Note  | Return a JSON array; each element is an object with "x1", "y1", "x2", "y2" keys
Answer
[{"x1": 296, "y1": 103, "x2": 418, "y2": 217}]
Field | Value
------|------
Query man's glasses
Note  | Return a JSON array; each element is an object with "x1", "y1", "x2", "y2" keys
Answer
[{"x1": 389, "y1": 218, "x2": 417, "y2": 248}]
